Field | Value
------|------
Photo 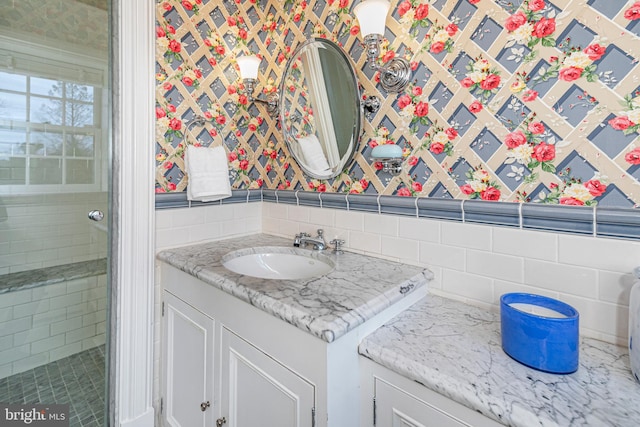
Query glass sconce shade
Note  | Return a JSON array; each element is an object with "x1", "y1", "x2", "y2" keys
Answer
[
  {"x1": 353, "y1": 0, "x2": 390, "y2": 37},
  {"x1": 236, "y1": 55, "x2": 261, "y2": 80},
  {"x1": 353, "y1": 0, "x2": 412, "y2": 93},
  {"x1": 234, "y1": 54, "x2": 279, "y2": 118}
]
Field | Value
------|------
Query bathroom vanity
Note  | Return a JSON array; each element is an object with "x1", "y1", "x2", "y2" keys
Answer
[
  {"x1": 157, "y1": 233, "x2": 640, "y2": 427},
  {"x1": 157, "y1": 234, "x2": 432, "y2": 427}
]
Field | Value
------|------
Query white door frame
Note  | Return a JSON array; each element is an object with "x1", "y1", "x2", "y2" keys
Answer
[{"x1": 109, "y1": 1, "x2": 156, "y2": 426}]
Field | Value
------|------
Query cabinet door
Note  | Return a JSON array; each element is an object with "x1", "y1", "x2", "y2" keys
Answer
[
  {"x1": 221, "y1": 327, "x2": 315, "y2": 427},
  {"x1": 163, "y1": 292, "x2": 216, "y2": 427},
  {"x1": 375, "y1": 378, "x2": 471, "y2": 427}
]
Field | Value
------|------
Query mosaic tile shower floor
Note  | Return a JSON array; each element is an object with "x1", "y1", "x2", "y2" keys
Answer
[{"x1": 0, "y1": 346, "x2": 106, "y2": 427}]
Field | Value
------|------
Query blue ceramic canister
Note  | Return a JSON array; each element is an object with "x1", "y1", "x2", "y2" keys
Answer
[{"x1": 500, "y1": 293, "x2": 579, "y2": 374}]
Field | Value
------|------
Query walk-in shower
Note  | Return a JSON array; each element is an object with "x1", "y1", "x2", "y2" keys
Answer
[{"x1": 0, "y1": 1, "x2": 110, "y2": 426}]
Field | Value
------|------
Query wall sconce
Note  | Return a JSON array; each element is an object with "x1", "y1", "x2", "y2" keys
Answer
[
  {"x1": 354, "y1": 0, "x2": 412, "y2": 93},
  {"x1": 370, "y1": 144, "x2": 403, "y2": 175},
  {"x1": 236, "y1": 55, "x2": 279, "y2": 117}
]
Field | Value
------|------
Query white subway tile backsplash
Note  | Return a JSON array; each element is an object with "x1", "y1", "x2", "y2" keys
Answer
[
  {"x1": 561, "y1": 294, "x2": 628, "y2": 340},
  {"x1": 441, "y1": 222, "x2": 491, "y2": 250},
  {"x1": 524, "y1": 259, "x2": 598, "y2": 299},
  {"x1": 493, "y1": 280, "x2": 560, "y2": 304},
  {"x1": 205, "y1": 204, "x2": 234, "y2": 222},
  {"x1": 364, "y1": 213, "x2": 398, "y2": 237},
  {"x1": 287, "y1": 205, "x2": 310, "y2": 223},
  {"x1": 492, "y1": 227, "x2": 557, "y2": 261},
  {"x1": 380, "y1": 236, "x2": 419, "y2": 263},
  {"x1": 467, "y1": 250, "x2": 524, "y2": 283},
  {"x1": 155, "y1": 210, "x2": 172, "y2": 229},
  {"x1": 349, "y1": 231, "x2": 381, "y2": 254},
  {"x1": 187, "y1": 223, "x2": 221, "y2": 242},
  {"x1": 559, "y1": 235, "x2": 640, "y2": 272},
  {"x1": 308, "y1": 206, "x2": 335, "y2": 227},
  {"x1": 419, "y1": 241, "x2": 466, "y2": 271},
  {"x1": 441, "y1": 269, "x2": 494, "y2": 304},
  {"x1": 598, "y1": 270, "x2": 636, "y2": 306},
  {"x1": 176, "y1": 206, "x2": 206, "y2": 226},
  {"x1": 276, "y1": 219, "x2": 301, "y2": 237},
  {"x1": 398, "y1": 217, "x2": 440, "y2": 243},
  {"x1": 264, "y1": 202, "x2": 287, "y2": 219},
  {"x1": 156, "y1": 227, "x2": 192, "y2": 249},
  {"x1": 334, "y1": 210, "x2": 364, "y2": 232}
]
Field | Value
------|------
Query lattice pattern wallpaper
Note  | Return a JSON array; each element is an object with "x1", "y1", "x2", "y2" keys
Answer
[{"x1": 155, "y1": 0, "x2": 640, "y2": 208}]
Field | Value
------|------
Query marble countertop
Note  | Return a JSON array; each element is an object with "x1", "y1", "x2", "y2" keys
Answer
[
  {"x1": 359, "y1": 294, "x2": 640, "y2": 427},
  {"x1": 157, "y1": 234, "x2": 432, "y2": 343}
]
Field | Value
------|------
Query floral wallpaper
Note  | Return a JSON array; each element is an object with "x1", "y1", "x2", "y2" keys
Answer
[{"x1": 155, "y1": 0, "x2": 640, "y2": 208}]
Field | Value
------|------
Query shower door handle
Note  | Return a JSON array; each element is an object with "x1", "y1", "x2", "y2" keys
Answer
[{"x1": 88, "y1": 210, "x2": 104, "y2": 221}]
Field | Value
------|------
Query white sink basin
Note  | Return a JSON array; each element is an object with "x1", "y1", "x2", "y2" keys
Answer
[{"x1": 222, "y1": 247, "x2": 334, "y2": 280}]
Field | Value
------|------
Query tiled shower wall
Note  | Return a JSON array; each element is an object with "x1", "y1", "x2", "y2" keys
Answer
[
  {"x1": 156, "y1": 0, "x2": 640, "y2": 208},
  {"x1": 0, "y1": 274, "x2": 107, "y2": 379},
  {"x1": 0, "y1": 193, "x2": 108, "y2": 274}
]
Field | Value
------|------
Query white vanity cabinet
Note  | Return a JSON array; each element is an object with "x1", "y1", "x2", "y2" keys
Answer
[
  {"x1": 360, "y1": 358, "x2": 502, "y2": 427},
  {"x1": 160, "y1": 262, "x2": 426, "y2": 427},
  {"x1": 221, "y1": 327, "x2": 315, "y2": 427},
  {"x1": 162, "y1": 291, "x2": 216, "y2": 427}
]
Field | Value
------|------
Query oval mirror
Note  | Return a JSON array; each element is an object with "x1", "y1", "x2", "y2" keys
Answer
[{"x1": 279, "y1": 38, "x2": 362, "y2": 179}]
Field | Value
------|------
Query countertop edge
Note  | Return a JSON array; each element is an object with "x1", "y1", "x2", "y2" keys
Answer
[{"x1": 157, "y1": 236, "x2": 433, "y2": 343}]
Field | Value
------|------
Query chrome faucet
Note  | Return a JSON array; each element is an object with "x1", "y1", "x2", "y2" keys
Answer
[{"x1": 293, "y1": 229, "x2": 327, "y2": 251}]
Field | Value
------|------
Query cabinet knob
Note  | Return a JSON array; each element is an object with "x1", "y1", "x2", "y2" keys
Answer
[
  {"x1": 200, "y1": 401, "x2": 210, "y2": 412},
  {"x1": 216, "y1": 417, "x2": 227, "y2": 427}
]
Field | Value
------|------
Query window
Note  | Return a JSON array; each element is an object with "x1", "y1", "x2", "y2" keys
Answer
[
  {"x1": 0, "y1": 71, "x2": 102, "y2": 188},
  {"x1": 0, "y1": 42, "x2": 106, "y2": 193}
]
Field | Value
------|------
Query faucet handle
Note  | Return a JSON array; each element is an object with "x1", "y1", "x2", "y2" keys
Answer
[
  {"x1": 316, "y1": 229, "x2": 324, "y2": 237},
  {"x1": 330, "y1": 239, "x2": 345, "y2": 254}
]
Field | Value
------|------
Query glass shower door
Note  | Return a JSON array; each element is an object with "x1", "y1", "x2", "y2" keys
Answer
[{"x1": 0, "y1": 1, "x2": 111, "y2": 426}]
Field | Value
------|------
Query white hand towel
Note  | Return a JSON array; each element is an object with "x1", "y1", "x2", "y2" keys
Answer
[
  {"x1": 298, "y1": 134, "x2": 331, "y2": 175},
  {"x1": 185, "y1": 145, "x2": 232, "y2": 202}
]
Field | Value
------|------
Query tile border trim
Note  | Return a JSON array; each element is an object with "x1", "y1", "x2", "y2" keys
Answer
[{"x1": 155, "y1": 191, "x2": 640, "y2": 240}]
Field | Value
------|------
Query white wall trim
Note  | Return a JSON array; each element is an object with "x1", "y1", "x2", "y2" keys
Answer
[{"x1": 110, "y1": 0, "x2": 155, "y2": 426}]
